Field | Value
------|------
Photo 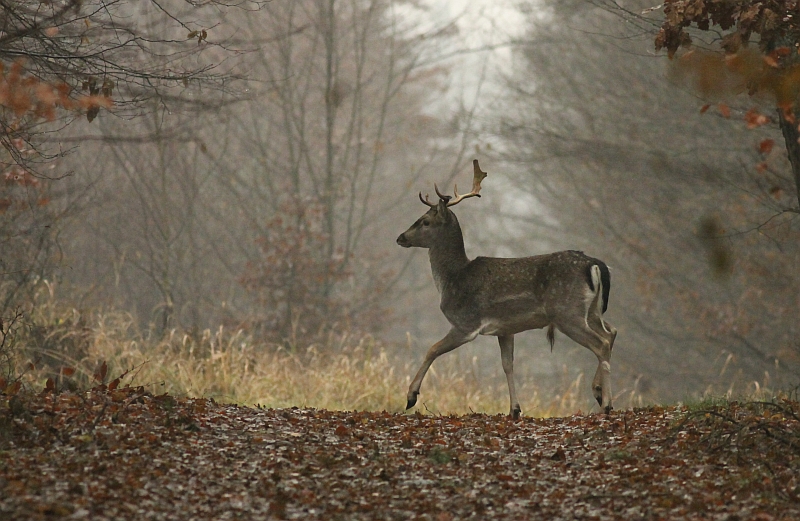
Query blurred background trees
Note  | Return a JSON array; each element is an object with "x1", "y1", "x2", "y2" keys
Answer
[
  {"x1": 54, "y1": 0, "x2": 475, "y2": 343},
  {"x1": 2, "y1": 0, "x2": 798, "y2": 409},
  {"x1": 0, "y1": 0, "x2": 235, "y2": 317},
  {"x1": 492, "y1": 0, "x2": 799, "y2": 402}
]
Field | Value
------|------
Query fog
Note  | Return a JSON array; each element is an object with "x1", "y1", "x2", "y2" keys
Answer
[{"x1": 2, "y1": 0, "x2": 798, "y2": 410}]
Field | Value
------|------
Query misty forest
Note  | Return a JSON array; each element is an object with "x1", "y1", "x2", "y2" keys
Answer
[{"x1": 2, "y1": 0, "x2": 800, "y2": 519}]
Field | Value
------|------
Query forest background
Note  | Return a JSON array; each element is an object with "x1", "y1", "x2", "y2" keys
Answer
[{"x1": 1, "y1": 0, "x2": 798, "y2": 416}]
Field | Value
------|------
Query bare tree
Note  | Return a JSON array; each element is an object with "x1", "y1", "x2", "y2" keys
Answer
[{"x1": 0, "y1": 0, "x2": 244, "y2": 315}]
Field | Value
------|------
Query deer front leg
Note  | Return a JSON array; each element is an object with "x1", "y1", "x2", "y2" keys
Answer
[
  {"x1": 407, "y1": 328, "x2": 473, "y2": 410},
  {"x1": 498, "y1": 334, "x2": 521, "y2": 419}
]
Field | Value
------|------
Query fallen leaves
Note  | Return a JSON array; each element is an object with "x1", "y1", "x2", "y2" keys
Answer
[{"x1": 1, "y1": 386, "x2": 798, "y2": 520}]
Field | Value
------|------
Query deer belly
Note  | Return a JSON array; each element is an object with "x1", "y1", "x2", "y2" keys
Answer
[{"x1": 478, "y1": 312, "x2": 549, "y2": 336}]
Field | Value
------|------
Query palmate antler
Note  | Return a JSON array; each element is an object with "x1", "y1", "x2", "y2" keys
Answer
[{"x1": 418, "y1": 159, "x2": 488, "y2": 208}]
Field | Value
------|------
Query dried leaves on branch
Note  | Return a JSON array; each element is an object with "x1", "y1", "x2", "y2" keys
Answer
[
  {"x1": 656, "y1": 1, "x2": 800, "y2": 107},
  {"x1": 0, "y1": 0, "x2": 229, "y2": 109},
  {"x1": 1, "y1": 0, "x2": 235, "y2": 179},
  {"x1": 656, "y1": 1, "x2": 797, "y2": 58},
  {"x1": 652, "y1": 1, "x2": 800, "y2": 209},
  {"x1": 1, "y1": 379, "x2": 798, "y2": 520},
  {"x1": 0, "y1": 0, "x2": 238, "y2": 170}
]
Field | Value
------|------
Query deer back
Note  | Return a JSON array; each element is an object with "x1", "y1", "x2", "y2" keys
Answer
[{"x1": 439, "y1": 250, "x2": 609, "y2": 337}]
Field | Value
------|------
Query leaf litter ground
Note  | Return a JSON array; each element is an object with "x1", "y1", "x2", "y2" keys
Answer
[{"x1": 1, "y1": 385, "x2": 798, "y2": 520}]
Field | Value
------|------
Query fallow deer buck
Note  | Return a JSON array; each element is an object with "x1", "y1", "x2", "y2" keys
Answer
[{"x1": 397, "y1": 160, "x2": 617, "y2": 418}]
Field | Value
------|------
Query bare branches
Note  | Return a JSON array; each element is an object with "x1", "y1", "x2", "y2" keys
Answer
[
  {"x1": 1, "y1": 0, "x2": 242, "y2": 118},
  {"x1": 0, "y1": 0, "x2": 247, "y2": 318}
]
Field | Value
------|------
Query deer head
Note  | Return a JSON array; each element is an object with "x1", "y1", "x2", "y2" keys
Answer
[{"x1": 396, "y1": 159, "x2": 487, "y2": 249}]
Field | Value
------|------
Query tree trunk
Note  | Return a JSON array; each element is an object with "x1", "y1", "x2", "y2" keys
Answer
[{"x1": 777, "y1": 108, "x2": 800, "y2": 209}]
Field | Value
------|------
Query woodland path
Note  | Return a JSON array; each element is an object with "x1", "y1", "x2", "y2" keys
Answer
[{"x1": 1, "y1": 386, "x2": 798, "y2": 520}]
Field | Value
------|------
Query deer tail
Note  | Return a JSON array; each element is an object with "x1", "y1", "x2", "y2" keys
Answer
[{"x1": 588, "y1": 262, "x2": 611, "y2": 315}]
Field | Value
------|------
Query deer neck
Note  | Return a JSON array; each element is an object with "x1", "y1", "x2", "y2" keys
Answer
[{"x1": 428, "y1": 227, "x2": 469, "y2": 293}]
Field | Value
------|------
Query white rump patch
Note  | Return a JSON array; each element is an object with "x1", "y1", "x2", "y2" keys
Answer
[
  {"x1": 585, "y1": 265, "x2": 603, "y2": 330},
  {"x1": 590, "y1": 264, "x2": 602, "y2": 293}
]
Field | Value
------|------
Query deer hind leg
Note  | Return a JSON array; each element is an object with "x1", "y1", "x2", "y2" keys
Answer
[
  {"x1": 586, "y1": 304, "x2": 617, "y2": 412},
  {"x1": 406, "y1": 327, "x2": 474, "y2": 411},
  {"x1": 498, "y1": 334, "x2": 521, "y2": 419},
  {"x1": 586, "y1": 304, "x2": 617, "y2": 348},
  {"x1": 556, "y1": 316, "x2": 615, "y2": 414}
]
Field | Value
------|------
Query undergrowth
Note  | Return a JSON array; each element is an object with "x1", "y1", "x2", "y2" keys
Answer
[
  {"x1": 5, "y1": 292, "x2": 601, "y2": 417},
  {"x1": 667, "y1": 398, "x2": 800, "y2": 481},
  {"x1": 6, "y1": 285, "x2": 787, "y2": 417}
]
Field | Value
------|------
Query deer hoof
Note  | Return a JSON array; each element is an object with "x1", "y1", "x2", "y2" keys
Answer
[
  {"x1": 406, "y1": 393, "x2": 418, "y2": 410},
  {"x1": 604, "y1": 404, "x2": 613, "y2": 415},
  {"x1": 511, "y1": 406, "x2": 521, "y2": 420}
]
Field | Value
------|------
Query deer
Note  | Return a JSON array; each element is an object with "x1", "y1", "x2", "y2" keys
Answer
[{"x1": 396, "y1": 160, "x2": 617, "y2": 419}]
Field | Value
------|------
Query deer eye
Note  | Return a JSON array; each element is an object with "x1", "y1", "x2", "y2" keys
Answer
[{"x1": 422, "y1": 220, "x2": 430, "y2": 227}]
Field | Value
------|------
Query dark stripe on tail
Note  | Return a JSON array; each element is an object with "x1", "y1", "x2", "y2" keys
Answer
[{"x1": 585, "y1": 260, "x2": 611, "y2": 314}]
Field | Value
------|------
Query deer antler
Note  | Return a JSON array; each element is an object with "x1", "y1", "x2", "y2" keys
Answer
[
  {"x1": 418, "y1": 191, "x2": 436, "y2": 207},
  {"x1": 434, "y1": 184, "x2": 451, "y2": 202},
  {"x1": 418, "y1": 160, "x2": 487, "y2": 207},
  {"x1": 445, "y1": 159, "x2": 487, "y2": 207}
]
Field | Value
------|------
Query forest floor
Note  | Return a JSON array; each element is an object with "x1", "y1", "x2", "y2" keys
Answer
[{"x1": 1, "y1": 383, "x2": 799, "y2": 520}]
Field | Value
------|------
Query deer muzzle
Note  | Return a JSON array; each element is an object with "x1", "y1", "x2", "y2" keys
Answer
[{"x1": 396, "y1": 233, "x2": 411, "y2": 248}]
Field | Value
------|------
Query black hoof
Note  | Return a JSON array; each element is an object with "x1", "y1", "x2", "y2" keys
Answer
[
  {"x1": 512, "y1": 407, "x2": 521, "y2": 420},
  {"x1": 604, "y1": 405, "x2": 613, "y2": 415},
  {"x1": 406, "y1": 394, "x2": 418, "y2": 410}
]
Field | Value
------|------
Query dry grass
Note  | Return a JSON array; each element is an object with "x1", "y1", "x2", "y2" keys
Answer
[
  {"x1": 22, "y1": 283, "x2": 779, "y2": 416},
  {"x1": 19, "y1": 313, "x2": 781, "y2": 418},
  {"x1": 7, "y1": 287, "x2": 617, "y2": 417}
]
